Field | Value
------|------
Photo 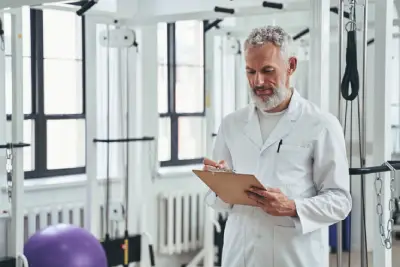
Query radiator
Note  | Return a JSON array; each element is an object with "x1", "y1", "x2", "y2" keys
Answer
[
  {"x1": 158, "y1": 191, "x2": 207, "y2": 255},
  {"x1": 4, "y1": 203, "x2": 109, "y2": 243}
]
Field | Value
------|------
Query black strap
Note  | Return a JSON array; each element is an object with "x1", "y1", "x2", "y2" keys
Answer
[{"x1": 341, "y1": 29, "x2": 359, "y2": 101}]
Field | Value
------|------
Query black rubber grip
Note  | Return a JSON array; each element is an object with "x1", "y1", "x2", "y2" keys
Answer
[
  {"x1": 214, "y1": 6, "x2": 235, "y2": 14},
  {"x1": 262, "y1": 1, "x2": 283, "y2": 9},
  {"x1": 149, "y1": 245, "x2": 155, "y2": 266}
]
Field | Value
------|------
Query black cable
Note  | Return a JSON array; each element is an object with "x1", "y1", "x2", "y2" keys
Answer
[
  {"x1": 105, "y1": 25, "x2": 111, "y2": 240},
  {"x1": 357, "y1": 96, "x2": 369, "y2": 267},
  {"x1": 341, "y1": 8, "x2": 359, "y2": 267},
  {"x1": 125, "y1": 48, "x2": 129, "y2": 232}
]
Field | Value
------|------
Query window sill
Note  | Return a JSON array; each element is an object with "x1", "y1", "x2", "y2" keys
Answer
[
  {"x1": 0, "y1": 164, "x2": 203, "y2": 194},
  {"x1": 1, "y1": 174, "x2": 121, "y2": 193},
  {"x1": 158, "y1": 164, "x2": 203, "y2": 179}
]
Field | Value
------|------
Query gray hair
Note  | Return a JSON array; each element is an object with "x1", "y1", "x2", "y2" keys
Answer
[{"x1": 244, "y1": 25, "x2": 295, "y2": 59}]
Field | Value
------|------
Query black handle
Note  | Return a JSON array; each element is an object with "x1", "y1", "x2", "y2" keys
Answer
[
  {"x1": 214, "y1": 6, "x2": 235, "y2": 14},
  {"x1": 93, "y1": 136, "x2": 155, "y2": 143},
  {"x1": 349, "y1": 161, "x2": 400, "y2": 175},
  {"x1": 149, "y1": 244, "x2": 155, "y2": 266},
  {"x1": 0, "y1": 142, "x2": 30, "y2": 149},
  {"x1": 76, "y1": 0, "x2": 98, "y2": 16},
  {"x1": 204, "y1": 19, "x2": 223, "y2": 32},
  {"x1": 262, "y1": 1, "x2": 283, "y2": 9}
]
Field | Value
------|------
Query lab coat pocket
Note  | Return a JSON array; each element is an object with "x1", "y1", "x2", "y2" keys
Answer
[
  {"x1": 273, "y1": 225, "x2": 322, "y2": 267},
  {"x1": 274, "y1": 144, "x2": 312, "y2": 187}
]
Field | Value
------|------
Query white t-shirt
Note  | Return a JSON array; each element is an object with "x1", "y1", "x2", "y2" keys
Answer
[{"x1": 256, "y1": 108, "x2": 286, "y2": 143}]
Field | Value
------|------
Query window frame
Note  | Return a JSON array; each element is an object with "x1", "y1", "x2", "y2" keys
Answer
[
  {"x1": 159, "y1": 22, "x2": 206, "y2": 167},
  {"x1": 5, "y1": 9, "x2": 86, "y2": 179}
]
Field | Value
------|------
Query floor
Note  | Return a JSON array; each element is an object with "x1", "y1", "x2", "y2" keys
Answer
[{"x1": 328, "y1": 240, "x2": 400, "y2": 266}]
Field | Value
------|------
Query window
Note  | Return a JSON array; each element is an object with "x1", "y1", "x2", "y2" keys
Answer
[
  {"x1": 4, "y1": 8, "x2": 85, "y2": 178},
  {"x1": 158, "y1": 21, "x2": 206, "y2": 166}
]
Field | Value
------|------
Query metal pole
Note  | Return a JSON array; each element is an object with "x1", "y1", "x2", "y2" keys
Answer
[
  {"x1": 337, "y1": 1, "x2": 344, "y2": 267},
  {"x1": 360, "y1": 0, "x2": 368, "y2": 266}
]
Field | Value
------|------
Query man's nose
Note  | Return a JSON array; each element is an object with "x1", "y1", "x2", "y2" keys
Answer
[{"x1": 255, "y1": 73, "x2": 264, "y2": 86}]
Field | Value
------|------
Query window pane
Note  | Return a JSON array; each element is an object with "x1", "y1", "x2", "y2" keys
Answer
[
  {"x1": 47, "y1": 119, "x2": 85, "y2": 169},
  {"x1": 43, "y1": 9, "x2": 82, "y2": 60},
  {"x1": 158, "y1": 65, "x2": 168, "y2": 113},
  {"x1": 44, "y1": 59, "x2": 83, "y2": 114},
  {"x1": 5, "y1": 56, "x2": 32, "y2": 114},
  {"x1": 158, "y1": 117, "x2": 171, "y2": 161},
  {"x1": 6, "y1": 119, "x2": 34, "y2": 171},
  {"x1": 175, "y1": 20, "x2": 203, "y2": 66},
  {"x1": 178, "y1": 116, "x2": 206, "y2": 160},
  {"x1": 157, "y1": 23, "x2": 167, "y2": 64},
  {"x1": 175, "y1": 66, "x2": 204, "y2": 113},
  {"x1": 3, "y1": 7, "x2": 31, "y2": 56}
]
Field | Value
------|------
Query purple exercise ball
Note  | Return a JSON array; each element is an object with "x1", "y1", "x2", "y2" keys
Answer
[{"x1": 24, "y1": 224, "x2": 108, "y2": 267}]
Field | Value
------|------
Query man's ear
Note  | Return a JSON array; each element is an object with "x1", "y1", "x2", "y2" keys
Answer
[{"x1": 287, "y1": 57, "x2": 297, "y2": 75}]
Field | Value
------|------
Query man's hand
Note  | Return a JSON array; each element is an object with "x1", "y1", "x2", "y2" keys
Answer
[
  {"x1": 202, "y1": 158, "x2": 228, "y2": 171},
  {"x1": 246, "y1": 187, "x2": 297, "y2": 217}
]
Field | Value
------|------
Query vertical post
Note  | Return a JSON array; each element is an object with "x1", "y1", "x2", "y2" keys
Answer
[
  {"x1": 84, "y1": 17, "x2": 99, "y2": 237},
  {"x1": 308, "y1": 0, "x2": 330, "y2": 266},
  {"x1": 336, "y1": 1, "x2": 345, "y2": 267},
  {"x1": 9, "y1": 8, "x2": 24, "y2": 264},
  {"x1": 373, "y1": 0, "x2": 393, "y2": 267},
  {"x1": 127, "y1": 32, "x2": 141, "y2": 235},
  {"x1": 135, "y1": 23, "x2": 158, "y2": 265},
  {"x1": 204, "y1": 25, "x2": 215, "y2": 267},
  {"x1": 205, "y1": 29, "x2": 215, "y2": 159},
  {"x1": 0, "y1": 12, "x2": 8, "y2": 215},
  {"x1": 308, "y1": 0, "x2": 330, "y2": 112}
]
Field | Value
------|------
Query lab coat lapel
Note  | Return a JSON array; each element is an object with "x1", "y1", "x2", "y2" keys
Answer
[
  {"x1": 243, "y1": 103, "x2": 263, "y2": 150},
  {"x1": 261, "y1": 90, "x2": 303, "y2": 153}
]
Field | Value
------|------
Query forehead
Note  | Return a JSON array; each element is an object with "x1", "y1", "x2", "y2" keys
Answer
[{"x1": 245, "y1": 42, "x2": 283, "y2": 67}]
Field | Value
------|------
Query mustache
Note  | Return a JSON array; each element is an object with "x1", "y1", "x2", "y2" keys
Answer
[{"x1": 253, "y1": 85, "x2": 275, "y2": 91}]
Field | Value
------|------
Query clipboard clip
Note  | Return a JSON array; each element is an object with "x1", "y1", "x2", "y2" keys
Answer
[{"x1": 209, "y1": 168, "x2": 237, "y2": 175}]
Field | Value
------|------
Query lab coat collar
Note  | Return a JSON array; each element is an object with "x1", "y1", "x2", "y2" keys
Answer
[{"x1": 243, "y1": 88, "x2": 303, "y2": 151}]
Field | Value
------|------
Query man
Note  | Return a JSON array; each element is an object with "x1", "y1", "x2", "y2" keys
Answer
[{"x1": 203, "y1": 26, "x2": 352, "y2": 267}]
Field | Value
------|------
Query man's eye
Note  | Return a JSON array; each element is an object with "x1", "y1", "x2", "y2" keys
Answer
[
  {"x1": 263, "y1": 68, "x2": 274, "y2": 73},
  {"x1": 247, "y1": 70, "x2": 256, "y2": 74}
]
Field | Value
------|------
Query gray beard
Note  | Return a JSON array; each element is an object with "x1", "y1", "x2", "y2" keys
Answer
[{"x1": 249, "y1": 86, "x2": 292, "y2": 111}]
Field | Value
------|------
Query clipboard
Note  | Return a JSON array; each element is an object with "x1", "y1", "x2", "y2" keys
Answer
[{"x1": 192, "y1": 170, "x2": 266, "y2": 206}]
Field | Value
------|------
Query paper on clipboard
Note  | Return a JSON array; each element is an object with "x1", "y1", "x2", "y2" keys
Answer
[{"x1": 192, "y1": 169, "x2": 266, "y2": 206}]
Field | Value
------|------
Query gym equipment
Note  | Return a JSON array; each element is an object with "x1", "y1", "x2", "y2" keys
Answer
[
  {"x1": 24, "y1": 224, "x2": 108, "y2": 267},
  {"x1": 336, "y1": 1, "x2": 368, "y2": 266},
  {"x1": 0, "y1": 9, "x2": 30, "y2": 267},
  {"x1": 94, "y1": 21, "x2": 156, "y2": 267}
]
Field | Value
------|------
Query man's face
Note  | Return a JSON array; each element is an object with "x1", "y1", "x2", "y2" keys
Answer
[{"x1": 245, "y1": 42, "x2": 296, "y2": 111}]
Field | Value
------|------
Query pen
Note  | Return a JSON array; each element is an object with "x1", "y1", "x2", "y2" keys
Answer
[{"x1": 277, "y1": 139, "x2": 283, "y2": 153}]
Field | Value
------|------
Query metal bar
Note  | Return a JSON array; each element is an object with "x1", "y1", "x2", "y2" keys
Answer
[
  {"x1": 9, "y1": 8, "x2": 25, "y2": 263},
  {"x1": 360, "y1": 1, "x2": 368, "y2": 266},
  {"x1": 337, "y1": 1, "x2": 344, "y2": 266},
  {"x1": 349, "y1": 161, "x2": 400, "y2": 175}
]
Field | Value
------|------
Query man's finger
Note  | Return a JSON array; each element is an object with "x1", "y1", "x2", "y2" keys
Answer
[
  {"x1": 217, "y1": 160, "x2": 226, "y2": 168},
  {"x1": 267, "y1": 187, "x2": 282, "y2": 193},
  {"x1": 260, "y1": 191, "x2": 279, "y2": 200},
  {"x1": 203, "y1": 158, "x2": 218, "y2": 167},
  {"x1": 246, "y1": 190, "x2": 267, "y2": 204},
  {"x1": 249, "y1": 187, "x2": 272, "y2": 198}
]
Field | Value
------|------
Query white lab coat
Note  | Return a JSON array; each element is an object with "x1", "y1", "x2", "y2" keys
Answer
[{"x1": 205, "y1": 90, "x2": 352, "y2": 267}]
